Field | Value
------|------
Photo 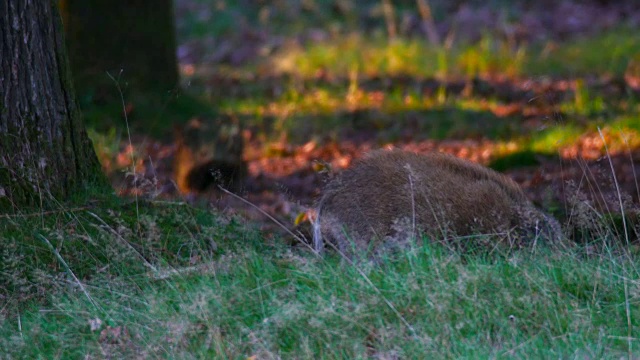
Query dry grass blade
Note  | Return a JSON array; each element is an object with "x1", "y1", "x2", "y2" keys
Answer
[
  {"x1": 216, "y1": 186, "x2": 316, "y2": 254},
  {"x1": 86, "y1": 211, "x2": 158, "y2": 273},
  {"x1": 106, "y1": 71, "x2": 139, "y2": 222},
  {"x1": 37, "y1": 234, "x2": 101, "y2": 311},
  {"x1": 598, "y1": 127, "x2": 629, "y2": 246}
]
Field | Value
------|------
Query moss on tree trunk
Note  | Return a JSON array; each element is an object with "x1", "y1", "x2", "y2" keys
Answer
[{"x1": 0, "y1": 0, "x2": 105, "y2": 211}]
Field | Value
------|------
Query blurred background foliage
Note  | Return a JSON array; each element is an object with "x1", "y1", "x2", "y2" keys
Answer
[{"x1": 58, "y1": 0, "x2": 640, "y2": 213}]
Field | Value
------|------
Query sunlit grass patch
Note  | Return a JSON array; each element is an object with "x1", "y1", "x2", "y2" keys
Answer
[
  {"x1": 222, "y1": 97, "x2": 528, "y2": 144},
  {"x1": 526, "y1": 28, "x2": 640, "y2": 77},
  {"x1": 530, "y1": 125, "x2": 584, "y2": 153},
  {"x1": 592, "y1": 124, "x2": 640, "y2": 154},
  {"x1": 525, "y1": 116, "x2": 640, "y2": 158},
  {"x1": 271, "y1": 34, "x2": 527, "y2": 80},
  {"x1": 271, "y1": 28, "x2": 640, "y2": 81},
  {"x1": 610, "y1": 115, "x2": 640, "y2": 134}
]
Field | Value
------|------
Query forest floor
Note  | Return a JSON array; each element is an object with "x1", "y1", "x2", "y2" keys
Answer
[
  {"x1": 86, "y1": 0, "x2": 640, "y2": 241},
  {"x1": 5, "y1": 2, "x2": 640, "y2": 358}
]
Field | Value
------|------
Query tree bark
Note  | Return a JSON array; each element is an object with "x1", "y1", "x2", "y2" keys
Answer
[
  {"x1": 59, "y1": 0, "x2": 179, "y2": 92},
  {"x1": 0, "y1": 0, "x2": 104, "y2": 210}
]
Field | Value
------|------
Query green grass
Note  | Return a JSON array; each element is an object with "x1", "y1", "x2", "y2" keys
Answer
[
  {"x1": 2, "y1": 195, "x2": 640, "y2": 358},
  {"x1": 269, "y1": 29, "x2": 640, "y2": 80},
  {"x1": 6, "y1": 2, "x2": 640, "y2": 357},
  {"x1": 270, "y1": 35, "x2": 527, "y2": 80},
  {"x1": 526, "y1": 29, "x2": 640, "y2": 77},
  {"x1": 529, "y1": 125, "x2": 584, "y2": 153},
  {"x1": 0, "y1": 191, "x2": 249, "y2": 311}
]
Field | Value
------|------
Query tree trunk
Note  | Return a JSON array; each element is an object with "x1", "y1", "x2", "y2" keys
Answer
[
  {"x1": 0, "y1": 0, "x2": 104, "y2": 211},
  {"x1": 59, "y1": 0, "x2": 178, "y2": 92}
]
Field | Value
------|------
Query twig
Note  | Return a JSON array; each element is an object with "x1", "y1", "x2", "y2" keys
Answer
[
  {"x1": 382, "y1": 0, "x2": 397, "y2": 39},
  {"x1": 620, "y1": 131, "x2": 640, "y2": 205},
  {"x1": 405, "y1": 164, "x2": 417, "y2": 240},
  {"x1": 416, "y1": 0, "x2": 440, "y2": 45},
  {"x1": 106, "y1": 71, "x2": 139, "y2": 223},
  {"x1": 17, "y1": 311, "x2": 23, "y2": 339}
]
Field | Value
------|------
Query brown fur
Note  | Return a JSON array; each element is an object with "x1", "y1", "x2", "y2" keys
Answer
[{"x1": 313, "y1": 150, "x2": 562, "y2": 257}]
